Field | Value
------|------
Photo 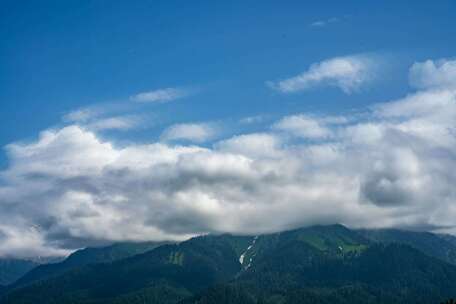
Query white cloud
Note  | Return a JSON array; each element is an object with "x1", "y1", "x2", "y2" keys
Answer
[
  {"x1": 2, "y1": 58, "x2": 456, "y2": 258},
  {"x1": 374, "y1": 90, "x2": 456, "y2": 120},
  {"x1": 409, "y1": 58, "x2": 456, "y2": 89},
  {"x1": 268, "y1": 55, "x2": 376, "y2": 94},
  {"x1": 239, "y1": 115, "x2": 265, "y2": 124},
  {"x1": 273, "y1": 114, "x2": 332, "y2": 139},
  {"x1": 161, "y1": 123, "x2": 217, "y2": 143},
  {"x1": 310, "y1": 21, "x2": 326, "y2": 27},
  {"x1": 62, "y1": 102, "x2": 150, "y2": 132},
  {"x1": 64, "y1": 107, "x2": 102, "y2": 123},
  {"x1": 310, "y1": 17, "x2": 340, "y2": 27},
  {"x1": 216, "y1": 133, "x2": 282, "y2": 158},
  {"x1": 4, "y1": 126, "x2": 118, "y2": 178},
  {"x1": 86, "y1": 115, "x2": 143, "y2": 131},
  {"x1": 130, "y1": 87, "x2": 189, "y2": 103}
]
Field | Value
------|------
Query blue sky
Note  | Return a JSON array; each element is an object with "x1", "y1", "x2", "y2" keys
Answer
[
  {"x1": 2, "y1": 1, "x2": 456, "y2": 157},
  {"x1": 2, "y1": 1, "x2": 456, "y2": 257}
]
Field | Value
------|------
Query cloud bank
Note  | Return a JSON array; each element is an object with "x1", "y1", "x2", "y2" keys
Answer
[
  {"x1": 1, "y1": 58, "x2": 456, "y2": 258},
  {"x1": 268, "y1": 55, "x2": 376, "y2": 94}
]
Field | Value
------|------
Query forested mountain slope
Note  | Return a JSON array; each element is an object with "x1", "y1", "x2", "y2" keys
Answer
[
  {"x1": 0, "y1": 260, "x2": 38, "y2": 286},
  {"x1": 2, "y1": 225, "x2": 456, "y2": 304},
  {"x1": 12, "y1": 241, "x2": 169, "y2": 288}
]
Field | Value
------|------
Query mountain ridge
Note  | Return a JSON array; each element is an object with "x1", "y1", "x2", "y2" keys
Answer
[
  {"x1": 0, "y1": 259, "x2": 39, "y2": 286},
  {"x1": 2, "y1": 225, "x2": 456, "y2": 304},
  {"x1": 11, "y1": 241, "x2": 170, "y2": 289}
]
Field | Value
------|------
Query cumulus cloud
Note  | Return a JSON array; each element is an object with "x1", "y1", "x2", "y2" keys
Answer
[
  {"x1": 1, "y1": 58, "x2": 456, "y2": 258},
  {"x1": 409, "y1": 58, "x2": 456, "y2": 89},
  {"x1": 268, "y1": 55, "x2": 376, "y2": 94},
  {"x1": 130, "y1": 87, "x2": 189, "y2": 103},
  {"x1": 160, "y1": 123, "x2": 217, "y2": 143},
  {"x1": 215, "y1": 133, "x2": 282, "y2": 158},
  {"x1": 273, "y1": 114, "x2": 333, "y2": 139}
]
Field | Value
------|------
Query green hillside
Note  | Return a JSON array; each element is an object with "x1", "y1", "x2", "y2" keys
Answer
[
  {"x1": 12, "y1": 241, "x2": 169, "y2": 288},
  {"x1": 358, "y1": 229, "x2": 456, "y2": 265},
  {"x1": 0, "y1": 260, "x2": 38, "y2": 286},
  {"x1": 2, "y1": 225, "x2": 456, "y2": 304}
]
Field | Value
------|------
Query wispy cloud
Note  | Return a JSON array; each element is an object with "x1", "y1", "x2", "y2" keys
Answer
[
  {"x1": 86, "y1": 115, "x2": 143, "y2": 131},
  {"x1": 310, "y1": 17, "x2": 340, "y2": 27},
  {"x1": 62, "y1": 102, "x2": 133, "y2": 124},
  {"x1": 63, "y1": 107, "x2": 102, "y2": 123},
  {"x1": 267, "y1": 55, "x2": 377, "y2": 94},
  {"x1": 130, "y1": 87, "x2": 190, "y2": 103},
  {"x1": 62, "y1": 101, "x2": 152, "y2": 132},
  {"x1": 160, "y1": 123, "x2": 217, "y2": 143},
  {"x1": 239, "y1": 115, "x2": 266, "y2": 124}
]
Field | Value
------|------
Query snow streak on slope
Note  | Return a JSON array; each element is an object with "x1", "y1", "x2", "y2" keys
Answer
[{"x1": 239, "y1": 236, "x2": 258, "y2": 268}]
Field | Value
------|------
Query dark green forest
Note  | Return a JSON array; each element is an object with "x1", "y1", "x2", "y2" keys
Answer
[{"x1": 1, "y1": 225, "x2": 455, "y2": 304}]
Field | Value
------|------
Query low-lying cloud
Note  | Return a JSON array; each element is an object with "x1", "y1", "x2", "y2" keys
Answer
[{"x1": 1, "y1": 59, "x2": 456, "y2": 258}]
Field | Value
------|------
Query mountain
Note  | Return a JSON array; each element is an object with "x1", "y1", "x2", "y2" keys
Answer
[
  {"x1": 2, "y1": 225, "x2": 456, "y2": 304},
  {"x1": 11, "y1": 241, "x2": 169, "y2": 288},
  {"x1": 0, "y1": 260, "x2": 38, "y2": 286},
  {"x1": 189, "y1": 243, "x2": 456, "y2": 304},
  {"x1": 358, "y1": 228, "x2": 456, "y2": 265},
  {"x1": 1, "y1": 235, "x2": 250, "y2": 304},
  {"x1": 183, "y1": 225, "x2": 456, "y2": 304},
  {"x1": 439, "y1": 234, "x2": 456, "y2": 248}
]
